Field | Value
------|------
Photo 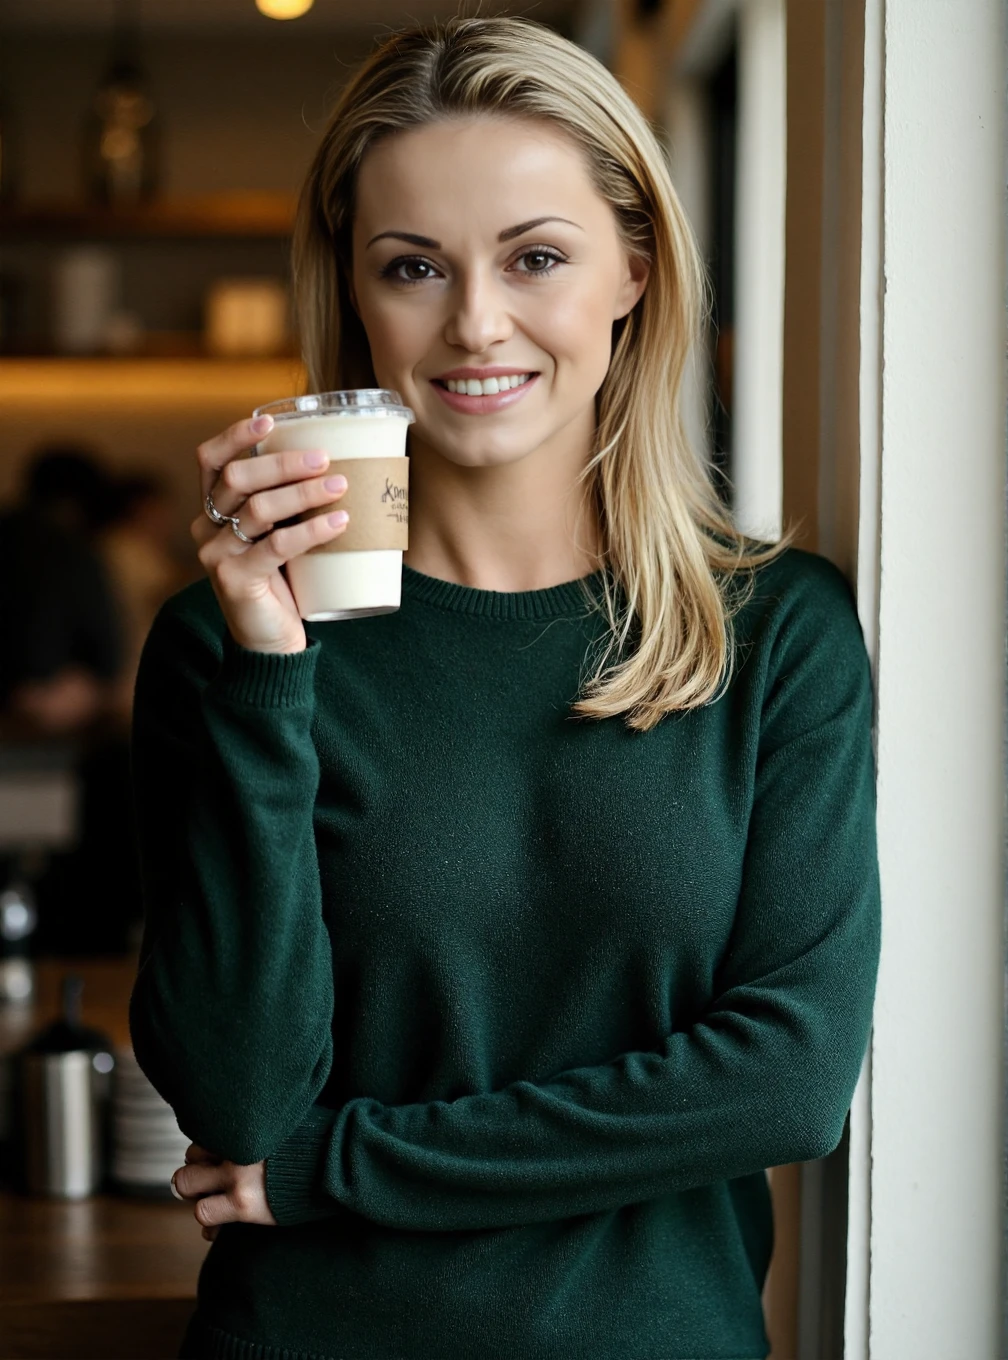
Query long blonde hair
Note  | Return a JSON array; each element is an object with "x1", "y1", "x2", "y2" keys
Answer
[{"x1": 292, "y1": 13, "x2": 799, "y2": 732}]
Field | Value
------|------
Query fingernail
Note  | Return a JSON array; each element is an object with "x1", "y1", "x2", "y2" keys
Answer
[
  {"x1": 304, "y1": 450, "x2": 328, "y2": 469},
  {"x1": 327, "y1": 511, "x2": 349, "y2": 527},
  {"x1": 251, "y1": 414, "x2": 273, "y2": 435},
  {"x1": 170, "y1": 1172, "x2": 184, "y2": 1201},
  {"x1": 323, "y1": 475, "x2": 347, "y2": 492}
]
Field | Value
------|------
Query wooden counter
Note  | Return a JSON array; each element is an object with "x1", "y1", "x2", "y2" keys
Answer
[{"x1": 0, "y1": 959, "x2": 208, "y2": 1359}]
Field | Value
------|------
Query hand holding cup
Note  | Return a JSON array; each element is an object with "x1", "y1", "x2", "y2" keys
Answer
[{"x1": 190, "y1": 413, "x2": 350, "y2": 655}]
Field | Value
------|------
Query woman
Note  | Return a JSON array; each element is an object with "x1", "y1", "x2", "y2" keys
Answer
[{"x1": 130, "y1": 15, "x2": 881, "y2": 1360}]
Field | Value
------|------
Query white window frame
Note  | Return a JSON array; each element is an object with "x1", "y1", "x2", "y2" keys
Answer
[
  {"x1": 669, "y1": 1, "x2": 1006, "y2": 1353},
  {"x1": 855, "y1": 1, "x2": 1006, "y2": 1353}
]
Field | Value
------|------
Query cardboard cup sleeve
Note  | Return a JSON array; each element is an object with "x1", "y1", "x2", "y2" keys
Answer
[{"x1": 300, "y1": 456, "x2": 409, "y2": 553}]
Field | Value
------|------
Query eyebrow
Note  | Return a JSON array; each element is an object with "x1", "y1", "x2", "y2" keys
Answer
[{"x1": 365, "y1": 216, "x2": 584, "y2": 250}]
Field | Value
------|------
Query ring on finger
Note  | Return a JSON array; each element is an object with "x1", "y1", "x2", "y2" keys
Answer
[
  {"x1": 204, "y1": 491, "x2": 235, "y2": 527},
  {"x1": 230, "y1": 517, "x2": 263, "y2": 545}
]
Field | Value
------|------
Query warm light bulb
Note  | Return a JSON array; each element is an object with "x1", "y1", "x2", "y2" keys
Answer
[{"x1": 255, "y1": 0, "x2": 314, "y2": 18}]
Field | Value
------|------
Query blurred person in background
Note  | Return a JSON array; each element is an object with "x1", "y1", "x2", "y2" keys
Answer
[
  {"x1": 0, "y1": 445, "x2": 122, "y2": 737},
  {"x1": 99, "y1": 471, "x2": 189, "y2": 728},
  {"x1": 0, "y1": 445, "x2": 144, "y2": 955}
]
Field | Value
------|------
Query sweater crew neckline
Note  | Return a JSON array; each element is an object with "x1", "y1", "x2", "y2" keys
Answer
[{"x1": 401, "y1": 562, "x2": 608, "y2": 619}]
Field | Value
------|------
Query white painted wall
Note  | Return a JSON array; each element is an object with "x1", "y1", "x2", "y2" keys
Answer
[
  {"x1": 843, "y1": 0, "x2": 884, "y2": 1352},
  {"x1": 865, "y1": 1, "x2": 1006, "y2": 1354},
  {"x1": 731, "y1": 0, "x2": 786, "y2": 540}
]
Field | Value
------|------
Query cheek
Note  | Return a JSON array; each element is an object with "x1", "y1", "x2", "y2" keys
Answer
[
  {"x1": 356, "y1": 292, "x2": 432, "y2": 371},
  {"x1": 536, "y1": 286, "x2": 619, "y2": 388}
]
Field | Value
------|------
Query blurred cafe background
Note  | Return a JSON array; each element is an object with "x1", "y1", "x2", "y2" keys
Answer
[
  {"x1": 0, "y1": 2, "x2": 1003, "y2": 1359},
  {"x1": 0, "y1": 0, "x2": 742, "y2": 970},
  {"x1": 0, "y1": 3, "x2": 743, "y2": 1356}
]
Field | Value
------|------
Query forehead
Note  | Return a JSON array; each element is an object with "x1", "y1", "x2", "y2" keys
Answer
[{"x1": 352, "y1": 116, "x2": 603, "y2": 234}]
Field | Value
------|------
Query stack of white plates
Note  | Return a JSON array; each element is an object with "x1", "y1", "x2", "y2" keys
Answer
[{"x1": 111, "y1": 1045, "x2": 190, "y2": 1196}]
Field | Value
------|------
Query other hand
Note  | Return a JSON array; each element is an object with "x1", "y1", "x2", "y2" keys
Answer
[
  {"x1": 191, "y1": 414, "x2": 350, "y2": 655},
  {"x1": 171, "y1": 1142, "x2": 278, "y2": 1242}
]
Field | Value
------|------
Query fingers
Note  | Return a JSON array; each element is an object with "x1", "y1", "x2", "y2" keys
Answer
[
  {"x1": 173, "y1": 1156, "x2": 226, "y2": 1242},
  {"x1": 207, "y1": 445, "x2": 332, "y2": 524},
  {"x1": 240, "y1": 507, "x2": 351, "y2": 571},
  {"x1": 194, "y1": 1184, "x2": 259, "y2": 1228},
  {"x1": 220, "y1": 446, "x2": 332, "y2": 502},
  {"x1": 191, "y1": 448, "x2": 344, "y2": 554},
  {"x1": 226, "y1": 468, "x2": 348, "y2": 546},
  {"x1": 172, "y1": 1160, "x2": 228, "y2": 1200},
  {"x1": 196, "y1": 414, "x2": 274, "y2": 506},
  {"x1": 172, "y1": 1162, "x2": 243, "y2": 1232},
  {"x1": 198, "y1": 503, "x2": 350, "y2": 584},
  {"x1": 176, "y1": 1165, "x2": 275, "y2": 1231}
]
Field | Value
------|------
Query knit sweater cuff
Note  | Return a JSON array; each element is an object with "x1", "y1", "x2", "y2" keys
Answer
[
  {"x1": 212, "y1": 631, "x2": 321, "y2": 708},
  {"x1": 265, "y1": 1103, "x2": 339, "y2": 1226}
]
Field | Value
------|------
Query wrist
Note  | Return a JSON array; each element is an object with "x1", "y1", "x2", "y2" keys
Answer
[
  {"x1": 211, "y1": 630, "x2": 320, "y2": 707},
  {"x1": 265, "y1": 1104, "x2": 340, "y2": 1226},
  {"x1": 236, "y1": 639, "x2": 307, "y2": 656}
]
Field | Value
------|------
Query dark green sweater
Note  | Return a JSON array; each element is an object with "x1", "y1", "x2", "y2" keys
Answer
[{"x1": 129, "y1": 546, "x2": 881, "y2": 1360}]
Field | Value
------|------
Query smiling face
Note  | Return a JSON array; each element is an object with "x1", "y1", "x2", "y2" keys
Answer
[{"x1": 347, "y1": 116, "x2": 649, "y2": 473}]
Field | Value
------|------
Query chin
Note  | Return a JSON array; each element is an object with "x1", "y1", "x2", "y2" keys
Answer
[
  {"x1": 413, "y1": 423, "x2": 544, "y2": 468},
  {"x1": 455, "y1": 439, "x2": 544, "y2": 469}
]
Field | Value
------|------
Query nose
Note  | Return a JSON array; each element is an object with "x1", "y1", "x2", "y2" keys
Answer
[{"x1": 442, "y1": 265, "x2": 513, "y2": 355}]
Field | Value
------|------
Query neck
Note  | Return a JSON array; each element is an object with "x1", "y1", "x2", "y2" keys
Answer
[{"x1": 401, "y1": 406, "x2": 604, "y2": 593}]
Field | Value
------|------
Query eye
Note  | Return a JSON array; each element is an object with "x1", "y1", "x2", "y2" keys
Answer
[
  {"x1": 379, "y1": 257, "x2": 441, "y2": 286},
  {"x1": 378, "y1": 246, "x2": 568, "y2": 287},
  {"x1": 511, "y1": 247, "x2": 567, "y2": 277}
]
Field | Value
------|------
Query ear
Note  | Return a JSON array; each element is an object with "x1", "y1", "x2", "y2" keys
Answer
[{"x1": 613, "y1": 252, "x2": 650, "y2": 321}]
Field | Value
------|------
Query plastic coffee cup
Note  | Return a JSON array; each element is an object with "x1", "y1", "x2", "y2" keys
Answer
[{"x1": 252, "y1": 390, "x2": 414, "y2": 621}]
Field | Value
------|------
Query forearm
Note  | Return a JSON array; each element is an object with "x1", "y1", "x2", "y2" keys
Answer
[
  {"x1": 129, "y1": 619, "x2": 334, "y2": 1165},
  {"x1": 265, "y1": 900, "x2": 878, "y2": 1233}
]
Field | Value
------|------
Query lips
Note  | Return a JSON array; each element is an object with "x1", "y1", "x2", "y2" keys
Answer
[
  {"x1": 431, "y1": 371, "x2": 540, "y2": 415},
  {"x1": 439, "y1": 373, "x2": 533, "y2": 395}
]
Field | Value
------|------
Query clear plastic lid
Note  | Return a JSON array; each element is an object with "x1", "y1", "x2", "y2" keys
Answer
[{"x1": 253, "y1": 389, "x2": 415, "y2": 422}]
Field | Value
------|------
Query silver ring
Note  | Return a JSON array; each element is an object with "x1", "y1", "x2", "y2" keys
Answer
[
  {"x1": 230, "y1": 518, "x2": 257, "y2": 545},
  {"x1": 204, "y1": 491, "x2": 233, "y2": 527}
]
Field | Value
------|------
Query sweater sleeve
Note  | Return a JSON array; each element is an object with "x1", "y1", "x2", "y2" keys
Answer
[
  {"x1": 265, "y1": 561, "x2": 882, "y2": 1231},
  {"x1": 128, "y1": 597, "x2": 334, "y2": 1165}
]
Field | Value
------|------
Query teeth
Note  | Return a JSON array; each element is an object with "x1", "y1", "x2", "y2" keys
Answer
[{"x1": 443, "y1": 373, "x2": 531, "y2": 395}]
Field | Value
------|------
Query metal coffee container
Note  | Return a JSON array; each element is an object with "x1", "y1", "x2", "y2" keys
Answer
[{"x1": 18, "y1": 975, "x2": 115, "y2": 1198}]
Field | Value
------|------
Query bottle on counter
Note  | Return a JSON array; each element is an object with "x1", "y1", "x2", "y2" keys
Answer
[{"x1": 15, "y1": 975, "x2": 116, "y2": 1198}]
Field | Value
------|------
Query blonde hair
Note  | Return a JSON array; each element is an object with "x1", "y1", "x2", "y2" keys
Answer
[{"x1": 292, "y1": 13, "x2": 799, "y2": 732}]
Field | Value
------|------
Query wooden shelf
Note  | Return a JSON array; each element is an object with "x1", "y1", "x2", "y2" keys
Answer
[
  {"x1": 0, "y1": 193, "x2": 296, "y2": 240},
  {"x1": 7, "y1": 337, "x2": 301, "y2": 361},
  {"x1": 4, "y1": 336, "x2": 300, "y2": 362},
  {"x1": 0, "y1": 356, "x2": 307, "y2": 406}
]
